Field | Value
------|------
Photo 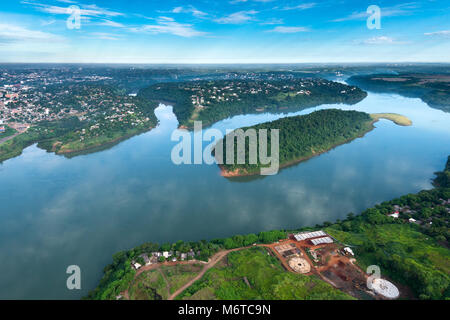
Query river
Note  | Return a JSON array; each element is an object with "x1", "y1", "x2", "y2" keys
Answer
[{"x1": 0, "y1": 90, "x2": 449, "y2": 299}]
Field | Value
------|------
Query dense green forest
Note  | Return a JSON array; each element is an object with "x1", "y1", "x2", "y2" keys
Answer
[
  {"x1": 138, "y1": 79, "x2": 367, "y2": 128},
  {"x1": 347, "y1": 73, "x2": 450, "y2": 113},
  {"x1": 87, "y1": 156, "x2": 449, "y2": 300},
  {"x1": 215, "y1": 109, "x2": 374, "y2": 176}
]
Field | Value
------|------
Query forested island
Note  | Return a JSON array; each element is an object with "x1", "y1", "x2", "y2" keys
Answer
[
  {"x1": 86, "y1": 156, "x2": 449, "y2": 300},
  {"x1": 214, "y1": 109, "x2": 411, "y2": 177},
  {"x1": 138, "y1": 79, "x2": 367, "y2": 128},
  {"x1": 347, "y1": 73, "x2": 450, "y2": 113}
]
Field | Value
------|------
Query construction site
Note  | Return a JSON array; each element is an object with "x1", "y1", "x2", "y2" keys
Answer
[{"x1": 265, "y1": 230, "x2": 400, "y2": 300}]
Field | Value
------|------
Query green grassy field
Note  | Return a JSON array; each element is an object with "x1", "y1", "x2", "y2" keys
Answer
[
  {"x1": 160, "y1": 264, "x2": 203, "y2": 295},
  {"x1": 128, "y1": 270, "x2": 167, "y2": 300},
  {"x1": 177, "y1": 247, "x2": 354, "y2": 300},
  {"x1": 326, "y1": 223, "x2": 450, "y2": 299}
]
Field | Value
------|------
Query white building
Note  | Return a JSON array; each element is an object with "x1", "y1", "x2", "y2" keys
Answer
[
  {"x1": 344, "y1": 247, "x2": 354, "y2": 256},
  {"x1": 388, "y1": 212, "x2": 399, "y2": 218},
  {"x1": 133, "y1": 262, "x2": 142, "y2": 270}
]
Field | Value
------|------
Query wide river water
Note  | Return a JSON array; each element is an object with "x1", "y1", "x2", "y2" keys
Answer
[{"x1": 0, "y1": 90, "x2": 449, "y2": 299}]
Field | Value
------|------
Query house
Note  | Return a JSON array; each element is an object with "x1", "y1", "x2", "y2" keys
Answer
[
  {"x1": 133, "y1": 262, "x2": 142, "y2": 270},
  {"x1": 180, "y1": 253, "x2": 187, "y2": 260},
  {"x1": 0, "y1": 126, "x2": 5, "y2": 133},
  {"x1": 344, "y1": 247, "x2": 354, "y2": 256},
  {"x1": 388, "y1": 212, "x2": 399, "y2": 218},
  {"x1": 139, "y1": 254, "x2": 151, "y2": 266},
  {"x1": 409, "y1": 218, "x2": 417, "y2": 223}
]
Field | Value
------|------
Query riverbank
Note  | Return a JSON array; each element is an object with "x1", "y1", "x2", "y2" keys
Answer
[
  {"x1": 0, "y1": 123, "x2": 156, "y2": 163},
  {"x1": 370, "y1": 113, "x2": 412, "y2": 126},
  {"x1": 54, "y1": 125, "x2": 155, "y2": 157},
  {"x1": 219, "y1": 120, "x2": 375, "y2": 178},
  {"x1": 87, "y1": 156, "x2": 449, "y2": 300}
]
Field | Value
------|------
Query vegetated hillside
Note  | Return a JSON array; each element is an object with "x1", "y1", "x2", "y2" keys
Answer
[
  {"x1": 325, "y1": 157, "x2": 450, "y2": 300},
  {"x1": 87, "y1": 157, "x2": 449, "y2": 301},
  {"x1": 347, "y1": 73, "x2": 450, "y2": 113},
  {"x1": 176, "y1": 247, "x2": 353, "y2": 300},
  {"x1": 216, "y1": 109, "x2": 373, "y2": 176},
  {"x1": 434, "y1": 156, "x2": 450, "y2": 188},
  {"x1": 0, "y1": 84, "x2": 157, "y2": 163},
  {"x1": 139, "y1": 79, "x2": 367, "y2": 128}
]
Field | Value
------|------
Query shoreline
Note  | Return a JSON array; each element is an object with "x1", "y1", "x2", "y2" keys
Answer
[
  {"x1": 219, "y1": 113, "x2": 412, "y2": 178},
  {"x1": 55, "y1": 125, "x2": 155, "y2": 157}
]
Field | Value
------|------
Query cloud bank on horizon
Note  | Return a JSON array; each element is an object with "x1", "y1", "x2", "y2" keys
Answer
[{"x1": 0, "y1": 0, "x2": 449, "y2": 63}]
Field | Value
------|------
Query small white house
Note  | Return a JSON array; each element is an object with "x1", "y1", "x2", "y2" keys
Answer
[
  {"x1": 388, "y1": 212, "x2": 399, "y2": 218},
  {"x1": 409, "y1": 218, "x2": 417, "y2": 223},
  {"x1": 344, "y1": 247, "x2": 354, "y2": 256},
  {"x1": 133, "y1": 262, "x2": 142, "y2": 270},
  {"x1": 163, "y1": 251, "x2": 169, "y2": 258}
]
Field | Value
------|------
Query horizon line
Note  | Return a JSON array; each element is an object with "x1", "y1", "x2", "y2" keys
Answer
[{"x1": 1, "y1": 61, "x2": 450, "y2": 65}]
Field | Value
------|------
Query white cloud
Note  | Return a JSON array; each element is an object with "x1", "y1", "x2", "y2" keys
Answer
[
  {"x1": 215, "y1": 10, "x2": 258, "y2": 24},
  {"x1": 333, "y1": 2, "x2": 419, "y2": 22},
  {"x1": 172, "y1": 6, "x2": 207, "y2": 18},
  {"x1": 363, "y1": 36, "x2": 398, "y2": 45},
  {"x1": 98, "y1": 19, "x2": 125, "y2": 28},
  {"x1": 268, "y1": 26, "x2": 309, "y2": 33},
  {"x1": 23, "y1": 1, "x2": 124, "y2": 17},
  {"x1": 88, "y1": 32, "x2": 120, "y2": 40},
  {"x1": 40, "y1": 19, "x2": 56, "y2": 26},
  {"x1": 133, "y1": 17, "x2": 207, "y2": 37},
  {"x1": 259, "y1": 18, "x2": 284, "y2": 25},
  {"x1": 424, "y1": 30, "x2": 450, "y2": 37},
  {"x1": 0, "y1": 23, "x2": 64, "y2": 43},
  {"x1": 282, "y1": 3, "x2": 316, "y2": 11}
]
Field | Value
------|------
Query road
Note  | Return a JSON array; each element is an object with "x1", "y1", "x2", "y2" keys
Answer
[
  {"x1": 0, "y1": 132, "x2": 20, "y2": 145},
  {"x1": 168, "y1": 247, "x2": 250, "y2": 300}
]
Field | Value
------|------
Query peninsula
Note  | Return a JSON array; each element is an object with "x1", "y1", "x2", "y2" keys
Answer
[
  {"x1": 139, "y1": 78, "x2": 368, "y2": 129},
  {"x1": 347, "y1": 73, "x2": 450, "y2": 113},
  {"x1": 0, "y1": 83, "x2": 158, "y2": 163}
]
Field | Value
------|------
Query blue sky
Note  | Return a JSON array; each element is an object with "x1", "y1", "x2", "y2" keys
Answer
[{"x1": 0, "y1": 0, "x2": 449, "y2": 63}]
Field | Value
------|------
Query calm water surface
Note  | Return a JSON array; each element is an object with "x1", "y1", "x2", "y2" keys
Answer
[{"x1": 0, "y1": 91, "x2": 449, "y2": 299}]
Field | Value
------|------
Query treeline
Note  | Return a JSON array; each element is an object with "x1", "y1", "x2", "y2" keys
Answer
[
  {"x1": 1, "y1": 83, "x2": 158, "y2": 162},
  {"x1": 0, "y1": 117, "x2": 85, "y2": 162},
  {"x1": 434, "y1": 156, "x2": 450, "y2": 188},
  {"x1": 87, "y1": 155, "x2": 450, "y2": 300},
  {"x1": 348, "y1": 73, "x2": 450, "y2": 113},
  {"x1": 138, "y1": 79, "x2": 367, "y2": 128},
  {"x1": 85, "y1": 230, "x2": 287, "y2": 300},
  {"x1": 322, "y1": 157, "x2": 450, "y2": 300},
  {"x1": 217, "y1": 109, "x2": 373, "y2": 175},
  {"x1": 138, "y1": 82, "x2": 194, "y2": 126}
]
